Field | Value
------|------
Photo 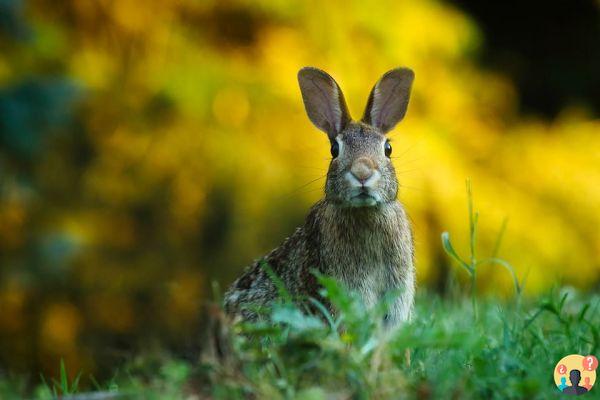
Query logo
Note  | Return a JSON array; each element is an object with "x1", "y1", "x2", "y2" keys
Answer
[{"x1": 554, "y1": 354, "x2": 597, "y2": 395}]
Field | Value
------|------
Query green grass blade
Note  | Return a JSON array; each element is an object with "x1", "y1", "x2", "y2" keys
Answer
[
  {"x1": 71, "y1": 371, "x2": 82, "y2": 393},
  {"x1": 492, "y1": 217, "x2": 509, "y2": 258},
  {"x1": 441, "y1": 232, "x2": 472, "y2": 274},
  {"x1": 60, "y1": 359, "x2": 68, "y2": 394}
]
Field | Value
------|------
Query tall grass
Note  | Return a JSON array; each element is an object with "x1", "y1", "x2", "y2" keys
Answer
[{"x1": 442, "y1": 179, "x2": 522, "y2": 320}]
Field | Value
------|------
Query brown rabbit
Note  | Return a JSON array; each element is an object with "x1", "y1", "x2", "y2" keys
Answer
[{"x1": 224, "y1": 67, "x2": 415, "y2": 327}]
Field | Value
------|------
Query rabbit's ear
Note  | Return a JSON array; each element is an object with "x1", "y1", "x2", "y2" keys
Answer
[
  {"x1": 298, "y1": 67, "x2": 351, "y2": 138},
  {"x1": 362, "y1": 68, "x2": 414, "y2": 134}
]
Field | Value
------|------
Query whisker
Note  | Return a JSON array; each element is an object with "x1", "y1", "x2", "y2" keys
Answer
[
  {"x1": 398, "y1": 184, "x2": 425, "y2": 193},
  {"x1": 279, "y1": 185, "x2": 325, "y2": 200},
  {"x1": 296, "y1": 186, "x2": 325, "y2": 196},
  {"x1": 295, "y1": 165, "x2": 328, "y2": 171},
  {"x1": 278, "y1": 174, "x2": 327, "y2": 199},
  {"x1": 387, "y1": 133, "x2": 422, "y2": 151},
  {"x1": 391, "y1": 158, "x2": 422, "y2": 167},
  {"x1": 395, "y1": 167, "x2": 422, "y2": 175},
  {"x1": 392, "y1": 144, "x2": 418, "y2": 160}
]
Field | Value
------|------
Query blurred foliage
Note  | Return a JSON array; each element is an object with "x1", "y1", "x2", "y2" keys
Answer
[{"x1": 0, "y1": 0, "x2": 598, "y2": 382}]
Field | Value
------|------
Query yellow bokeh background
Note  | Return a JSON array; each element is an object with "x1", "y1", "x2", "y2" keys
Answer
[{"x1": 0, "y1": 0, "x2": 598, "y2": 378}]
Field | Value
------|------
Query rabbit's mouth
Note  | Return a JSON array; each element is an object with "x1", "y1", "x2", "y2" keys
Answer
[{"x1": 349, "y1": 191, "x2": 379, "y2": 207}]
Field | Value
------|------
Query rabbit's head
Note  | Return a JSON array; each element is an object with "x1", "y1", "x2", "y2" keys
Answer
[{"x1": 298, "y1": 67, "x2": 414, "y2": 207}]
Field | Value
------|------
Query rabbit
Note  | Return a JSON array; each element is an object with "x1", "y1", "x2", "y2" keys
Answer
[{"x1": 224, "y1": 67, "x2": 415, "y2": 328}]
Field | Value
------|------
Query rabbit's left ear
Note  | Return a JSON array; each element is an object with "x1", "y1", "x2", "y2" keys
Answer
[
  {"x1": 298, "y1": 67, "x2": 351, "y2": 139},
  {"x1": 362, "y1": 68, "x2": 414, "y2": 133}
]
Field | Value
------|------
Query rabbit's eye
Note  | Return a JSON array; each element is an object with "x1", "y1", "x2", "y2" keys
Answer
[
  {"x1": 330, "y1": 141, "x2": 339, "y2": 158},
  {"x1": 384, "y1": 141, "x2": 392, "y2": 157}
]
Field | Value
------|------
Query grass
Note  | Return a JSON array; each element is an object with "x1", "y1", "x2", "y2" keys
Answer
[
  {"x1": 1, "y1": 288, "x2": 598, "y2": 399},
  {"x1": 204, "y1": 282, "x2": 599, "y2": 399},
  {"x1": 1, "y1": 184, "x2": 598, "y2": 399}
]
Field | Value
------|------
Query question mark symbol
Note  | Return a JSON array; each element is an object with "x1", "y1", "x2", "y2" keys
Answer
[
  {"x1": 557, "y1": 364, "x2": 567, "y2": 374},
  {"x1": 582, "y1": 355, "x2": 598, "y2": 371}
]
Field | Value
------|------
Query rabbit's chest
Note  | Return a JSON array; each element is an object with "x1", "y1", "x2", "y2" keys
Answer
[
  {"x1": 347, "y1": 262, "x2": 392, "y2": 308},
  {"x1": 316, "y1": 202, "x2": 413, "y2": 309},
  {"x1": 321, "y1": 231, "x2": 404, "y2": 308}
]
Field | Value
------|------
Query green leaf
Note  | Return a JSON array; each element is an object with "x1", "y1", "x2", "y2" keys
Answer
[
  {"x1": 271, "y1": 305, "x2": 324, "y2": 332},
  {"x1": 307, "y1": 297, "x2": 337, "y2": 332},
  {"x1": 441, "y1": 232, "x2": 472, "y2": 275},
  {"x1": 477, "y1": 257, "x2": 521, "y2": 295}
]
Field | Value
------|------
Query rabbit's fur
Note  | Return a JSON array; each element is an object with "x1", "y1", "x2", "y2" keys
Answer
[{"x1": 224, "y1": 67, "x2": 415, "y2": 327}]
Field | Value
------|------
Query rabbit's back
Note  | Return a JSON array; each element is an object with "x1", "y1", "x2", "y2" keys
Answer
[{"x1": 223, "y1": 219, "x2": 322, "y2": 319}]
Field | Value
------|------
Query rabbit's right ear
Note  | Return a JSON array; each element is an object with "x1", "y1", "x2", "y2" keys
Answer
[
  {"x1": 362, "y1": 68, "x2": 414, "y2": 134},
  {"x1": 298, "y1": 67, "x2": 351, "y2": 139}
]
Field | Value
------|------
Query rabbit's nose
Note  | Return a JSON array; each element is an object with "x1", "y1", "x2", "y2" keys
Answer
[{"x1": 350, "y1": 157, "x2": 375, "y2": 183}]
